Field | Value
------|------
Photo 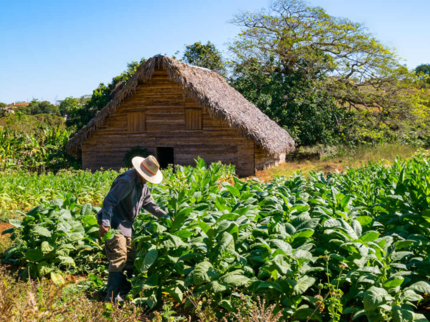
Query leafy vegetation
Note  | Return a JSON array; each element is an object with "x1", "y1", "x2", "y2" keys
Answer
[
  {"x1": 228, "y1": 0, "x2": 430, "y2": 146},
  {"x1": 416, "y1": 64, "x2": 430, "y2": 85},
  {"x1": 2, "y1": 197, "x2": 105, "y2": 279},
  {"x1": 3, "y1": 156, "x2": 430, "y2": 321},
  {"x1": 0, "y1": 126, "x2": 76, "y2": 173},
  {"x1": 0, "y1": 113, "x2": 65, "y2": 134},
  {"x1": 17, "y1": 99, "x2": 60, "y2": 115},
  {"x1": 0, "y1": 169, "x2": 119, "y2": 215},
  {"x1": 181, "y1": 41, "x2": 227, "y2": 77}
]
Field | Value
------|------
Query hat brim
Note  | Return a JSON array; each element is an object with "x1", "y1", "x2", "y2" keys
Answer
[{"x1": 132, "y1": 156, "x2": 163, "y2": 184}]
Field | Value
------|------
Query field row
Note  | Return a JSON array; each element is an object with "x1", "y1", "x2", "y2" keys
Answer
[{"x1": 3, "y1": 156, "x2": 430, "y2": 321}]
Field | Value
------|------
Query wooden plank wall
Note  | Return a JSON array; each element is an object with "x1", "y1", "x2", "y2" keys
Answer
[
  {"x1": 82, "y1": 68, "x2": 256, "y2": 177},
  {"x1": 255, "y1": 145, "x2": 286, "y2": 170}
]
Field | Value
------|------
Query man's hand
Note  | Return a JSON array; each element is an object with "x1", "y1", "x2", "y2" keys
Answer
[{"x1": 99, "y1": 225, "x2": 110, "y2": 238}]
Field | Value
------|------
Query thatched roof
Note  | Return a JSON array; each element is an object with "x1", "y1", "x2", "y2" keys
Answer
[{"x1": 66, "y1": 55, "x2": 295, "y2": 157}]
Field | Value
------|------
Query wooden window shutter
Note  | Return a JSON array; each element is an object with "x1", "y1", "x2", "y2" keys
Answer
[
  {"x1": 185, "y1": 109, "x2": 202, "y2": 130},
  {"x1": 127, "y1": 112, "x2": 146, "y2": 132}
]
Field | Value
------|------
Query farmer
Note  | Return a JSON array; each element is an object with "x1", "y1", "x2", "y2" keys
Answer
[{"x1": 97, "y1": 155, "x2": 168, "y2": 303}]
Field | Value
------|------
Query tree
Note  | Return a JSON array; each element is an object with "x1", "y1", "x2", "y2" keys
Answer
[
  {"x1": 67, "y1": 59, "x2": 145, "y2": 130},
  {"x1": 182, "y1": 42, "x2": 226, "y2": 76},
  {"x1": 230, "y1": 0, "x2": 419, "y2": 145},
  {"x1": 17, "y1": 99, "x2": 59, "y2": 115},
  {"x1": 59, "y1": 97, "x2": 81, "y2": 117},
  {"x1": 0, "y1": 102, "x2": 6, "y2": 108},
  {"x1": 231, "y1": 58, "x2": 353, "y2": 146},
  {"x1": 24, "y1": 99, "x2": 59, "y2": 115},
  {"x1": 416, "y1": 64, "x2": 430, "y2": 84}
]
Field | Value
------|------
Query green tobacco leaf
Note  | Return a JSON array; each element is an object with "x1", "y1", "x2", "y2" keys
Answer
[
  {"x1": 165, "y1": 233, "x2": 187, "y2": 249},
  {"x1": 395, "y1": 240, "x2": 414, "y2": 250},
  {"x1": 220, "y1": 274, "x2": 250, "y2": 287},
  {"x1": 1, "y1": 228, "x2": 15, "y2": 235},
  {"x1": 270, "y1": 239, "x2": 292, "y2": 255},
  {"x1": 407, "y1": 281, "x2": 430, "y2": 294},
  {"x1": 32, "y1": 226, "x2": 52, "y2": 238},
  {"x1": 170, "y1": 208, "x2": 193, "y2": 232},
  {"x1": 292, "y1": 230, "x2": 314, "y2": 240},
  {"x1": 50, "y1": 199, "x2": 63, "y2": 208},
  {"x1": 80, "y1": 203, "x2": 92, "y2": 216},
  {"x1": 292, "y1": 276, "x2": 316, "y2": 295},
  {"x1": 256, "y1": 281, "x2": 283, "y2": 293},
  {"x1": 193, "y1": 261, "x2": 220, "y2": 286},
  {"x1": 294, "y1": 250, "x2": 313, "y2": 262},
  {"x1": 225, "y1": 185, "x2": 240, "y2": 198},
  {"x1": 101, "y1": 229, "x2": 120, "y2": 242},
  {"x1": 163, "y1": 285, "x2": 183, "y2": 303},
  {"x1": 402, "y1": 290, "x2": 422, "y2": 302},
  {"x1": 294, "y1": 307, "x2": 322, "y2": 322},
  {"x1": 413, "y1": 313, "x2": 429, "y2": 322},
  {"x1": 422, "y1": 209, "x2": 430, "y2": 223},
  {"x1": 141, "y1": 249, "x2": 158, "y2": 272},
  {"x1": 27, "y1": 205, "x2": 45, "y2": 217},
  {"x1": 392, "y1": 305, "x2": 414, "y2": 322},
  {"x1": 37, "y1": 261, "x2": 55, "y2": 277},
  {"x1": 383, "y1": 277, "x2": 404, "y2": 288},
  {"x1": 50, "y1": 272, "x2": 65, "y2": 286},
  {"x1": 273, "y1": 255, "x2": 291, "y2": 275},
  {"x1": 219, "y1": 299, "x2": 233, "y2": 312},
  {"x1": 175, "y1": 230, "x2": 193, "y2": 239},
  {"x1": 359, "y1": 232, "x2": 380, "y2": 243},
  {"x1": 363, "y1": 287, "x2": 389, "y2": 314},
  {"x1": 197, "y1": 221, "x2": 212, "y2": 234},
  {"x1": 143, "y1": 274, "x2": 159, "y2": 290},
  {"x1": 211, "y1": 280, "x2": 229, "y2": 293},
  {"x1": 391, "y1": 251, "x2": 413, "y2": 262},
  {"x1": 25, "y1": 248, "x2": 44, "y2": 262},
  {"x1": 82, "y1": 215, "x2": 97, "y2": 226},
  {"x1": 339, "y1": 195, "x2": 352, "y2": 209},
  {"x1": 8, "y1": 219, "x2": 22, "y2": 228},
  {"x1": 58, "y1": 256, "x2": 75, "y2": 266},
  {"x1": 41, "y1": 241, "x2": 54, "y2": 254},
  {"x1": 218, "y1": 232, "x2": 235, "y2": 253},
  {"x1": 356, "y1": 216, "x2": 373, "y2": 227}
]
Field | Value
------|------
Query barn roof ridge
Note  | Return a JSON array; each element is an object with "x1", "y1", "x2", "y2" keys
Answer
[{"x1": 66, "y1": 55, "x2": 295, "y2": 157}]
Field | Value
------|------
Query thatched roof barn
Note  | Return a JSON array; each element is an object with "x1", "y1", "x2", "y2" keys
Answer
[{"x1": 66, "y1": 55, "x2": 294, "y2": 176}]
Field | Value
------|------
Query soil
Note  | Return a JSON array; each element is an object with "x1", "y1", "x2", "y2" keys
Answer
[{"x1": 0, "y1": 222, "x2": 13, "y2": 235}]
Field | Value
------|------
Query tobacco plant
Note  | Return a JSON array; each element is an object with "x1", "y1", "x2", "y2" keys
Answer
[{"x1": 3, "y1": 155, "x2": 430, "y2": 321}]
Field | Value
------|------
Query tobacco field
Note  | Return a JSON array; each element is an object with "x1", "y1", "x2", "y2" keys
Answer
[{"x1": 2, "y1": 156, "x2": 430, "y2": 321}]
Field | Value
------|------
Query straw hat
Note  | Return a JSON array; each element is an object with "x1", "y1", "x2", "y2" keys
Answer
[{"x1": 132, "y1": 155, "x2": 163, "y2": 184}]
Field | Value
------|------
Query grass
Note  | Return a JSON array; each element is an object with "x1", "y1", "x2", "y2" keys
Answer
[
  {"x1": 0, "y1": 267, "x2": 145, "y2": 322},
  {"x1": 0, "y1": 264, "x2": 281, "y2": 322},
  {"x1": 0, "y1": 223, "x2": 13, "y2": 258},
  {"x1": 256, "y1": 143, "x2": 425, "y2": 181}
]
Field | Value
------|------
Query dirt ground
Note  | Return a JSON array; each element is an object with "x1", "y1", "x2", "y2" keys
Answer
[{"x1": 0, "y1": 222, "x2": 12, "y2": 233}]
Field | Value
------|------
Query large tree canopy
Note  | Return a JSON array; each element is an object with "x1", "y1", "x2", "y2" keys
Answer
[
  {"x1": 416, "y1": 64, "x2": 430, "y2": 85},
  {"x1": 229, "y1": 0, "x2": 421, "y2": 145},
  {"x1": 181, "y1": 41, "x2": 226, "y2": 76},
  {"x1": 18, "y1": 99, "x2": 60, "y2": 115}
]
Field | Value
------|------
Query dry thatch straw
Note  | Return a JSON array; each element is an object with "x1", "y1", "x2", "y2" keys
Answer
[{"x1": 66, "y1": 55, "x2": 295, "y2": 157}]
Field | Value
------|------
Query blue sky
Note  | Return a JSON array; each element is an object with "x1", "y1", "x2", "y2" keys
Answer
[{"x1": 0, "y1": 0, "x2": 428, "y2": 104}]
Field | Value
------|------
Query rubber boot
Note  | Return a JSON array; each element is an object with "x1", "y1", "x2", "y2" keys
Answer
[
  {"x1": 104, "y1": 272, "x2": 124, "y2": 303},
  {"x1": 119, "y1": 270, "x2": 133, "y2": 298}
]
